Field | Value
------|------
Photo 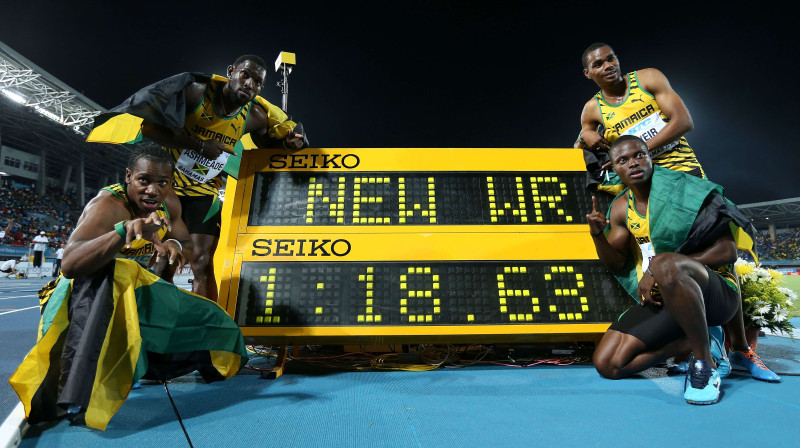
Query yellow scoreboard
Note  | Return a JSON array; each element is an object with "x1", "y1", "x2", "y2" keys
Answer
[{"x1": 215, "y1": 147, "x2": 631, "y2": 345}]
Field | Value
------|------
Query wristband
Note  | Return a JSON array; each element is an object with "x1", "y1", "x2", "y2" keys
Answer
[
  {"x1": 164, "y1": 239, "x2": 183, "y2": 251},
  {"x1": 114, "y1": 220, "x2": 127, "y2": 239},
  {"x1": 646, "y1": 266, "x2": 655, "y2": 277}
]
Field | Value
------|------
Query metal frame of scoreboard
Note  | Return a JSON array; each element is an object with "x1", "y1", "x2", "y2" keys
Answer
[{"x1": 214, "y1": 147, "x2": 631, "y2": 346}]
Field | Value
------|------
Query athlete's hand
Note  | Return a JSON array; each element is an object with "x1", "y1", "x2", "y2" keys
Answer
[
  {"x1": 155, "y1": 239, "x2": 186, "y2": 267},
  {"x1": 200, "y1": 139, "x2": 237, "y2": 160},
  {"x1": 586, "y1": 196, "x2": 609, "y2": 237},
  {"x1": 582, "y1": 130, "x2": 611, "y2": 153},
  {"x1": 283, "y1": 133, "x2": 305, "y2": 150},
  {"x1": 637, "y1": 266, "x2": 660, "y2": 307},
  {"x1": 124, "y1": 213, "x2": 172, "y2": 250}
]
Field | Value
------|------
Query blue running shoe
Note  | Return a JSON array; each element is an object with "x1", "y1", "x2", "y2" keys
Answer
[
  {"x1": 708, "y1": 326, "x2": 730, "y2": 378},
  {"x1": 131, "y1": 381, "x2": 141, "y2": 390},
  {"x1": 684, "y1": 359, "x2": 721, "y2": 405},
  {"x1": 730, "y1": 349, "x2": 781, "y2": 382}
]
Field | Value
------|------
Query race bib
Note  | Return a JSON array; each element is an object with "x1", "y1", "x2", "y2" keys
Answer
[
  {"x1": 175, "y1": 149, "x2": 229, "y2": 184},
  {"x1": 620, "y1": 112, "x2": 678, "y2": 157},
  {"x1": 639, "y1": 241, "x2": 656, "y2": 274}
]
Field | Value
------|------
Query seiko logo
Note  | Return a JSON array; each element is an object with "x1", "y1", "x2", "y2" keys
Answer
[
  {"x1": 269, "y1": 154, "x2": 360, "y2": 169},
  {"x1": 251, "y1": 238, "x2": 352, "y2": 257}
]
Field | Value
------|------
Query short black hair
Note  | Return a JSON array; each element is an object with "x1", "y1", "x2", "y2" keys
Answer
[
  {"x1": 582, "y1": 42, "x2": 613, "y2": 69},
  {"x1": 127, "y1": 144, "x2": 175, "y2": 171},
  {"x1": 233, "y1": 54, "x2": 267, "y2": 73},
  {"x1": 609, "y1": 135, "x2": 647, "y2": 158}
]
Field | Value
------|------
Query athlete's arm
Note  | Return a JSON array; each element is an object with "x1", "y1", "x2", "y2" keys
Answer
[
  {"x1": 578, "y1": 99, "x2": 610, "y2": 151},
  {"x1": 683, "y1": 234, "x2": 737, "y2": 268},
  {"x1": 140, "y1": 82, "x2": 235, "y2": 159},
  {"x1": 637, "y1": 68, "x2": 694, "y2": 151},
  {"x1": 62, "y1": 193, "x2": 169, "y2": 278},
  {"x1": 246, "y1": 104, "x2": 306, "y2": 150},
  {"x1": 587, "y1": 195, "x2": 631, "y2": 273}
]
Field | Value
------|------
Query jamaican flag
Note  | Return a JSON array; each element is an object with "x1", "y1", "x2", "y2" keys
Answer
[
  {"x1": 606, "y1": 166, "x2": 757, "y2": 300},
  {"x1": 85, "y1": 72, "x2": 304, "y2": 178},
  {"x1": 9, "y1": 259, "x2": 247, "y2": 430}
]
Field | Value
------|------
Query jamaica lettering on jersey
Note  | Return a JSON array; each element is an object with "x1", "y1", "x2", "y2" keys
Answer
[
  {"x1": 102, "y1": 183, "x2": 170, "y2": 267},
  {"x1": 595, "y1": 71, "x2": 706, "y2": 179},
  {"x1": 167, "y1": 77, "x2": 251, "y2": 197}
]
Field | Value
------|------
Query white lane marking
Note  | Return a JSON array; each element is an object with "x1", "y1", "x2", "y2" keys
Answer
[
  {"x1": 0, "y1": 295, "x2": 38, "y2": 300},
  {"x1": 0, "y1": 306, "x2": 38, "y2": 316}
]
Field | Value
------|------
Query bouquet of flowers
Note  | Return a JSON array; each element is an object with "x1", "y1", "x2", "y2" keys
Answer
[{"x1": 734, "y1": 258, "x2": 796, "y2": 335}]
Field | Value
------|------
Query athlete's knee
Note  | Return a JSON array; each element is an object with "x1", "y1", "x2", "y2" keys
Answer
[
  {"x1": 190, "y1": 251, "x2": 213, "y2": 275},
  {"x1": 650, "y1": 253, "x2": 696, "y2": 289},
  {"x1": 593, "y1": 352, "x2": 624, "y2": 380}
]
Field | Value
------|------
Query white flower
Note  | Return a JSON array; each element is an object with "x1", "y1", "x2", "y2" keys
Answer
[
  {"x1": 754, "y1": 301, "x2": 771, "y2": 315},
  {"x1": 754, "y1": 316, "x2": 769, "y2": 327},
  {"x1": 779, "y1": 287, "x2": 797, "y2": 304},
  {"x1": 774, "y1": 307, "x2": 788, "y2": 323}
]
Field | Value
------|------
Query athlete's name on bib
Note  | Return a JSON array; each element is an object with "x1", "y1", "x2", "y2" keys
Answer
[
  {"x1": 252, "y1": 238, "x2": 352, "y2": 257},
  {"x1": 269, "y1": 153, "x2": 361, "y2": 170},
  {"x1": 190, "y1": 124, "x2": 238, "y2": 147},
  {"x1": 634, "y1": 235, "x2": 651, "y2": 245},
  {"x1": 184, "y1": 149, "x2": 226, "y2": 170}
]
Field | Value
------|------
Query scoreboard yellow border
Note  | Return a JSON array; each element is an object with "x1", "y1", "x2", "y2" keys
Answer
[{"x1": 215, "y1": 148, "x2": 618, "y2": 344}]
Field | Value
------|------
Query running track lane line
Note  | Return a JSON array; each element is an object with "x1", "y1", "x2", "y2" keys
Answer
[{"x1": 0, "y1": 306, "x2": 38, "y2": 316}]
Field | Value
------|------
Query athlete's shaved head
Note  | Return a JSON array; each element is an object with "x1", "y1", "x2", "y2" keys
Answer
[
  {"x1": 233, "y1": 54, "x2": 267, "y2": 73},
  {"x1": 609, "y1": 135, "x2": 648, "y2": 159},
  {"x1": 127, "y1": 144, "x2": 174, "y2": 171},
  {"x1": 582, "y1": 42, "x2": 614, "y2": 69}
]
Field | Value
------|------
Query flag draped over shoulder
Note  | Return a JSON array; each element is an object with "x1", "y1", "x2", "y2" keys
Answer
[
  {"x1": 85, "y1": 72, "x2": 298, "y2": 179},
  {"x1": 9, "y1": 259, "x2": 247, "y2": 430},
  {"x1": 608, "y1": 166, "x2": 757, "y2": 300}
]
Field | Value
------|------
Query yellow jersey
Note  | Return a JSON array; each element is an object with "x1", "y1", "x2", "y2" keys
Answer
[
  {"x1": 167, "y1": 77, "x2": 251, "y2": 197},
  {"x1": 596, "y1": 71, "x2": 705, "y2": 179}
]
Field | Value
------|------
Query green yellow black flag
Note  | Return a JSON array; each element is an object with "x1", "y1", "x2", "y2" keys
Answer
[{"x1": 9, "y1": 259, "x2": 247, "y2": 430}]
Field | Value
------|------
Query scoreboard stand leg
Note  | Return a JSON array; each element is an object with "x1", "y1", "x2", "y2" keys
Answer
[{"x1": 261, "y1": 346, "x2": 294, "y2": 379}]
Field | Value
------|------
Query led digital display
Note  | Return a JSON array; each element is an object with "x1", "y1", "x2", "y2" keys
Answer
[
  {"x1": 215, "y1": 147, "x2": 631, "y2": 344},
  {"x1": 248, "y1": 172, "x2": 603, "y2": 226},
  {"x1": 235, "y1": 261, "x2": 630, "y2": 327}
]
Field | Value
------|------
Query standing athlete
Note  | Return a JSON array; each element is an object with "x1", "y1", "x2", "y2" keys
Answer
[{"x1": 576, "y1": 43, "x2": 704, "y2": 193}]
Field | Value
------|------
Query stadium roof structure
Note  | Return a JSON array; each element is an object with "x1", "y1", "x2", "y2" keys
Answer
[
  {"x1": 0, "y1": 40, "x2": 129, "y2": 192},
  {"x1": 739, "y1": 197, "x2": 800, "y2": 230}
]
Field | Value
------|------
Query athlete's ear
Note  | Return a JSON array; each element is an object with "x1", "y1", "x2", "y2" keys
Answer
[
  {"x1": 125, "y1": 168, "x2": 133, "y2": 184},
  {"x1": 227, "y1": 65, "x2": 235, "y2": 78},
  {"x1": 583, "y1": 68, "x2": 591, "y2": 79}
]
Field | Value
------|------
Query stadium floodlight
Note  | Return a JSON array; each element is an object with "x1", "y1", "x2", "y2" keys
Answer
[
  {"x1": 274, "y1": 51, "x2": 296, "y2": 112},
  {"x1": 1, "y1": 88, "x2": 27, "y2": 104}
]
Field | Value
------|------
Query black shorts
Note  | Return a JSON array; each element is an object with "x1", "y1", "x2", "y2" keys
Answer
[
  {"x1": 179, "y1": 195, "x2": 221, "y2": 237},
  {"x1": 608, "y1": 266, "x2": 739, "y2": 350},
  {"x1": 33, "y1": 251, "x2": 43, "y2": 267}
]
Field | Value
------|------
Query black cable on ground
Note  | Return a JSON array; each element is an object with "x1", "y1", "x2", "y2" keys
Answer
[{"x1": 164, "y1": 382, "x2": 194, "y2": 448}]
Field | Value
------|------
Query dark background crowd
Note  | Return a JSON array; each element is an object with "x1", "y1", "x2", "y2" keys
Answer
[
  {"x1": 756, "y1": 228, "x2": 800, "y2": 261},
  {"x1": 0, "y1": 183, "x2": 81, "y2": 250}
]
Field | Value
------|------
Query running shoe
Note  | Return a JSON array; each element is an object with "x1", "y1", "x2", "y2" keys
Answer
[
  {"x1": 708, "y1": 326, "x2": 730, "y2": 378},
  {"x1": 684, "y1": 359, "x2": 721, "y2": 405},
  {"x1": 730, "y1": 349, "x2": 781, "y2": 382}
]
